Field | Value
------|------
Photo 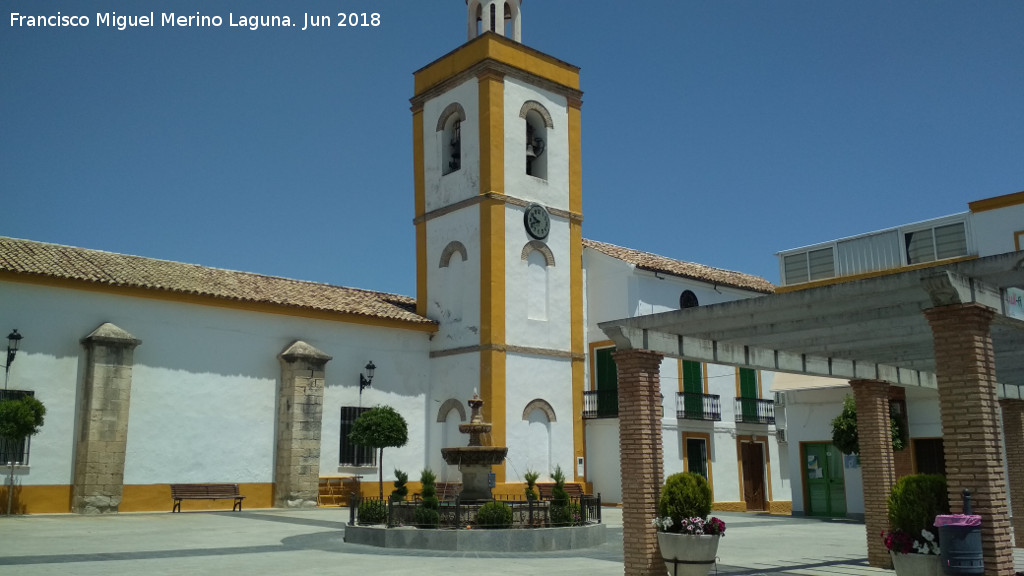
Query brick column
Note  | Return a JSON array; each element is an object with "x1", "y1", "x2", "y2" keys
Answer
[
  {"x1": 275, "y1": 341, "x2": 331, "y2": 508},
  {"x1": 73, "y1": 323, "x2": 141, "y2": 514},
  {"x1": 925, "y1": 304, "x2": 1014, "y2": 575},
  {"x1": 614, "y1": 349, "x2": 665, "y2": 576},
  {"x1": 1000, "y1": 399, "x2": 1024, "y2": 546},
  {"x1": 850, "y1": 379, "x2": 896, "y2": 569}
]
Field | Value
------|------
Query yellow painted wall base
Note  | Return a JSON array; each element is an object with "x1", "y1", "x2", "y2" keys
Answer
[
  {"x1": 712, "y1": 501, "x2": 748, "y2": 513},
  {"x1": 0, "y1": 484, "x2": 72, "y2": 514},
  {"x1": 712, "y1": 501, "x2": 793, "y2": 515},
  {"x1": 121, "y1": 483, "x2": 273, "y2": 512}
]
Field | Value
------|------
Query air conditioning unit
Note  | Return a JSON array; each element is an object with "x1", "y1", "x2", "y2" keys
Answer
[
  {"x1": 777, "y1": 428, "x2": 788, "y2": 443},
  {"x1": 774, "y1": 391, "x2": 786, "y2": 406}
]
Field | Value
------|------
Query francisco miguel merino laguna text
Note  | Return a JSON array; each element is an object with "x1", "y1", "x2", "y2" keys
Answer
[{"x1": 8, "y1": 12, "x2": 350, "y2": 31}]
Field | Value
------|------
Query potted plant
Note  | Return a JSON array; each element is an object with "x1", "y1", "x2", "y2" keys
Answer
[
  {"x1": 882, "y1": 474, "x2": 948, "y2": 576},
  {"x1": 653, "y1": 472, "x2": 726, "y2": 576}
]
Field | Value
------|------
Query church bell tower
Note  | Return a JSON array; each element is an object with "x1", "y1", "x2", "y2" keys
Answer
[{"x1": 411, "y1": 2, "x2": 586, "y2": 486}]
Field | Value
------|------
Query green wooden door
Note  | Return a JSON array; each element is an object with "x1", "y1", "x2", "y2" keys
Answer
[
  {"x1": 595, "y1": 347, "x2": 618, "y2": 417},
  {"x1": 804, "y1": 443, "x2": 846, "y2": 517},
  {"x1": 682, "y1": 361, "x2": 704, "y2": 418},
  {"x1": 739, "y1": 368, "x2": 759, "y2": 422}
]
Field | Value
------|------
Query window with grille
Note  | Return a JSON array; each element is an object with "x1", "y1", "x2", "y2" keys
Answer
[
  {"x1": 0, "y1": 390, "x2": 34, "y2": 465},
  {"x1": 339, "y1": 406, "x2": 375, "y2": 467}
]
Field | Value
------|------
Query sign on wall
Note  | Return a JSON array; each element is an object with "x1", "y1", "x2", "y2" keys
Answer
[{"x1": 1007, "y1": 288, "x2": 1024, "y2": 321}]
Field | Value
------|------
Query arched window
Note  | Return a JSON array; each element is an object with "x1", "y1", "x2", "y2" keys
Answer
[
  {"x1": 680, "y1": 290, "x2": 699, "y2": 309},
  {"x1": 437, "y1": 103, "x2": 466, "y2": 176},
  {"x1": 520, "y1": 101, "x2": 553, "y2": 180}
]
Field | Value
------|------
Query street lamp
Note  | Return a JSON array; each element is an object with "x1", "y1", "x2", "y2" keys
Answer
[
  {"x1": 4, "y1": 330, "x2": 22, "y2": 390},
  {"x1": 358, "y1": 361, "x2": 375, "y2": 406}
]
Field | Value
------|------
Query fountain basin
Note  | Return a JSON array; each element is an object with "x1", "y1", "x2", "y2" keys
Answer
[{"x1": 440, "y1": 446, "x2": 508, "y2": 466}]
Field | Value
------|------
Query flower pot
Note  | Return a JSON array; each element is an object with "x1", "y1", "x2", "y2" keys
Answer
[
  {"x1": 657, "y1": 532, "x2": 720, "y2": 576},
  {"x1": 890, "y1": 551, "x2": 941, "y2": 576}
]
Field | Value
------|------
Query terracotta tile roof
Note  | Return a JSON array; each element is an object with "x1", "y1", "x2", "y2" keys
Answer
[
  {"x1": 583, "y1": 239, "x2": 775, "y2": 294},
  {"x1": 0, "y1": 237, "x2": 435, "y2": 327}
]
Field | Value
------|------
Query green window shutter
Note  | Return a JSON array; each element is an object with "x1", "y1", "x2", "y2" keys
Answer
[
  {"x1": 682, "y1": 361, "x2": 704, "y2": 419},
  {"x1": 595, "y1": 347, "x2": 618, "y2": 417},
  {"x1": 739, "y1": 368, "x2": 758, "y2": 422}
]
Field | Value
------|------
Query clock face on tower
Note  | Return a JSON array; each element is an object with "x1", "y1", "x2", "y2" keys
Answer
[{"x1": 524, "y1": 203, "x2": 550, "y2": 240}]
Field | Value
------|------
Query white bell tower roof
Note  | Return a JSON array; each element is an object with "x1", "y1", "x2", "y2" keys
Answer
[{"x1": 467, "y1": 0, "x2": 522, "y2": 42}]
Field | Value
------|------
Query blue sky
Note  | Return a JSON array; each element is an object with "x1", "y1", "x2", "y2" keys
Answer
[{"x1": 2, "y1": 1, "x2": 1022, "y2": 296}]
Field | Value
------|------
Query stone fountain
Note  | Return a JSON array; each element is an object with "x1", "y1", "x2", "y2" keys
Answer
[{"x1": 440, "y1": 393, "x2": 509, "y2": 501}]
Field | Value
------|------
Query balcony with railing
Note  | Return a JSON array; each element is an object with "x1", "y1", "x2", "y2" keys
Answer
[
  {"x1": 734, "y1": 397, "x2": 775, "y2": 425},
  {"x1": 582, "y1": 389, "x2": 618, "y2": 419},
  {"x1": 675, "y1": 392, "x2": 722, "y2": 422}
]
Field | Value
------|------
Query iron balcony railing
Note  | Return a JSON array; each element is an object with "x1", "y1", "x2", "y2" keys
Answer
[
  {"x1": 582, "y1": 389, "x2": 618, "y2": 419},
  {"x1": 734, "y1": 397, "x2": 775, "y2": 425},
  {"x1": 676, "y1": 392, "x2": 722, "y2": 421}
]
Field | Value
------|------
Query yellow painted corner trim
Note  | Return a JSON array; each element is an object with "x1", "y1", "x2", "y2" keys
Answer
[
  {"x1": 968, "y1": 190, "x2": 1024, "y2": 213},
  {"x1": 414, "y1": 33, "x2": 580, "y2": 97},
  {"x1": 775, "y1": 256, "x2": 978, "y2": 293}
]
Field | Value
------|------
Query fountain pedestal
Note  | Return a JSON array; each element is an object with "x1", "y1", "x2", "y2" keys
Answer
[{"x1": 440, "y1": 394, "x2": 508, "y2": 502}]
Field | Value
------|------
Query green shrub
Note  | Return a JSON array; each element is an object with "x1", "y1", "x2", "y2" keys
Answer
[
  {"x1": 420, "y1": 468, "x2": 439, "y2": 511},
  {"x1": 658, "y1": 472, "x2": 712, "y2": 524},
  {"x1": 550, "y1": 501, "x2": 581, "y2": 526},
  {"x1": 476, "y1": 501, "x2": 513, "y2": 528},
  {"x1": 549, "y1": 465, "x2": 573, "y2": 525},
  {"x1": 390, "y1": 469, "x2": 409, "y2": 502},
  {"x1": 831, "y1": 395, "x2": 906, "y2": 455},
  {"x1": 524, "y1": 470, "x2": 540, "y2": 501},
  {"x1": 357, "y1": 499, "x2": 387, "y2": 525},
  {"x1": 888, "y1": 474, "x2": 949, "y2": 536},
  {"x1": 414, "y1": 506, "x2": 440, "y2": 528}
]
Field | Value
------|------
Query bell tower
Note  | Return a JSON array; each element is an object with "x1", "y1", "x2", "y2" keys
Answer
[
  {"x1": 467, "y1": 0, "x2": 522, "y2": 42},
  {"x1": 412, "y1": 3, "x2": 587, "y2": 486}
]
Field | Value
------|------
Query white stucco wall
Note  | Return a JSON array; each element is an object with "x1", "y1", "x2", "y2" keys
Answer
[
  {"x1": 426, "y1": 209, "x2": 482, "y2": 349},
  {"x1": 504, "y1": 353, "x2": 574, "y2": 483},
  {"x1": 502, "y1": 77, "x2": 569, "y2": 211},
  {"x1": 422, "y1": 78, "x2": 480, "y2": 213},
  {"x1": 505, "y1": 208, "x2": 572, "y2": 351},
  {"x1": 0, "y1": 279, "x2": 434, "y2": 489},
  {"x1": 971, "y1": 203, "x2": 1024, "y2": 256}
]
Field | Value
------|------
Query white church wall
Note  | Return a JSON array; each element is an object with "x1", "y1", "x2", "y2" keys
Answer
[
  {"x1": 426, "y1": 209, "x2": 482, "y2": 349},
  {"x1": 423, "y1": 352, "x2": 480, "y2": 482},
  {"x1": 584, "y1": 418, "x2": 621, "y2": 503},
  {"x1": 583, "y1": 249, "x2": 631, "y2": 337},
  {"x1": 504, "y1": 353, "x2": 573, "y2": 483},
  {"x1": 0, "y1": 279, "x2": 433, "y2": 490},
  {"x1": 502, "y1": 77, "x2": 570, "y2": 211},
  {"x1": 422, "y1": 78, "x2": 480, "y2": 213},
  {"x1": 504, "y1": 209, "x2": 571, "y2": 351}
]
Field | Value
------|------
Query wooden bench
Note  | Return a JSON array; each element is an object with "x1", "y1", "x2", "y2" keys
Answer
[
  {"x1": 318, "y1": 476, "x2": 361, "y2": 507},
  {"x1": 170, "y1": 483, "x2": 245, "y2": 512},
  {"x1": 412, "y1": 482, "x2": 461, "y2": 502},
  {"x1": 536, "y1": 482, "x2": 585, "y2": 500}
]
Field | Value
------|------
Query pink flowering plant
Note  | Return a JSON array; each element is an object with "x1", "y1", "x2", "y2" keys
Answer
[
  {"x1": 882, "y1": 528, "x2": 939, "y2": 555},
  {"x1": 654, "y1": 472, "x2": 726, "y2": 537}
]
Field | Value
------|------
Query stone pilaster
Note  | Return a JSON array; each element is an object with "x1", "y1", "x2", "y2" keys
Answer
[
  {"x1": 999, "y1": 398, "x2": 1024, "y2": 547},
  {"x1": 275, "y1": 341, "x2": 331, "y2": 508},
  {"x1": 73, "y1": 323, "x2": 140, "y2": 514},
  {"x1": 925, "y1": 304, "x2": 1014, "y2": 575},
  {"x1": 614, "y1": 349, "x2": 665, "y2": 576},
  {"x1": 849, "y1": 379, "x2": 896, "y2": 569}
]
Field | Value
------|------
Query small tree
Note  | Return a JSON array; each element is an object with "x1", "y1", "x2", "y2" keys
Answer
[
  {"x1": 0, "y1": 395, "x2": 45, "y2": 515},
  {"x1": 831, "y1": 395, "x2": 904, "y2": 455},
  {"x1": 348, "y1": 405, "x2": 409, "y2": 500},
  {"x1": 415, "y1": 468, "x2": 440, "y2": 528}
]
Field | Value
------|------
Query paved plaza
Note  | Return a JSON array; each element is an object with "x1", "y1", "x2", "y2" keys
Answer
[{"x1": 0, "y1": 507, "x2": 1021, "y2": 575}]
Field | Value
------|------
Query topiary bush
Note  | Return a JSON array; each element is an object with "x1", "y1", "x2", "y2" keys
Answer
[
  {"x1": 549, "y1": 465, "x2": 574, "y2": 526},
  {"x1": 390, "y1": 469, "x2": 409, "y2": 502},
  {"x1": 476, "y1": 501, "x2": 513, "y2": 528},
  {"x1": 357, "y1": 499, "x2": 387, "y2": 525},
  {"x1": 524, "y1": 470, "x2": 540, "y2": 501},
  {"x1": 888, "y1": 474, "x2": 949, "y2": 537},
  {"x1": 416, "y1": 468, "x2": 440, "y2": 528},
  {"x1": 658, "y1": 472, "x2": 712, "y2": 526}
]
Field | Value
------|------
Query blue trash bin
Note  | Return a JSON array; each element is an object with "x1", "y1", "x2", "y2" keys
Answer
[{"x1": 935, "y1": 514, "x2": 983, "y2": 575}]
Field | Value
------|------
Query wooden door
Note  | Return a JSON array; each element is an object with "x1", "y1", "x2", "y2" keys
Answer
[{"x1": 741, "y1": 442, "x2": 766, "y2": 511}]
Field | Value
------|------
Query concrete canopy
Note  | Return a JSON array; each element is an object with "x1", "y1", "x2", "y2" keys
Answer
[{"x1": 599, "y1": 251, "x2": 1024, "y2": 398}]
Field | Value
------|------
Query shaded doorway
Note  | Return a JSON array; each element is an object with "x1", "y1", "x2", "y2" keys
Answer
[{"x1": 741, "y1": 441, "x2": 766, "y2": 511}]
